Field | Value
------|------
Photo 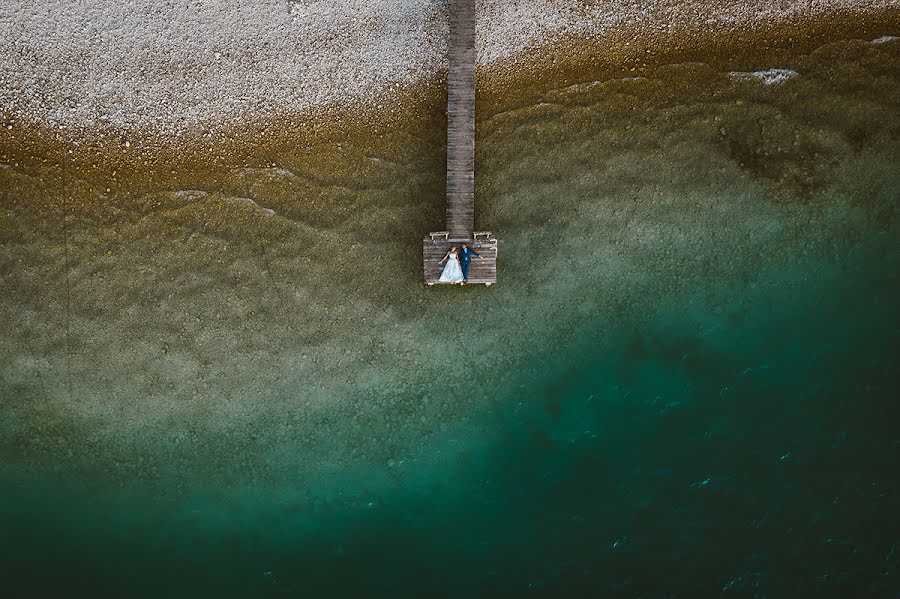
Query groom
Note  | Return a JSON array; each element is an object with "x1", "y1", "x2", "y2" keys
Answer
[{"x1": 459, "y1": 242, "x2": 482, "y2": 283}]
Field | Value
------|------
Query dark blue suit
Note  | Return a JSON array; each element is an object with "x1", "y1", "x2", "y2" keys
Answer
[{"x1": 459, "y1": 246, "x2": 481, "y2": 281}]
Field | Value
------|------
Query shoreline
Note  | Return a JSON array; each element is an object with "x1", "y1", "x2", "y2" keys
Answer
[
  {"x1": 0, "y1": 3, "x2": 897, "y2": 163},
  {"x1": 479, "y1": 6, "x2": 899, "y2": 115}
]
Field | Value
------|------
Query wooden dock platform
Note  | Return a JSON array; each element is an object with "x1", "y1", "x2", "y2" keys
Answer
[
  {"x1": 423, "y1": 233, "x2": 497, "y2": 285},
  {"x1": 424, "y1": 0, "x2": 498, "y2": 285}
]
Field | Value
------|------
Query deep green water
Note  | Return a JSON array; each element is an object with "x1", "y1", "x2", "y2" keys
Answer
[
  {"x1": 2, "y1": 242, "x2": 897, "y2": 597},
  {"x1": 1, "y1": 36, "x2": 898, "y2": 597}
]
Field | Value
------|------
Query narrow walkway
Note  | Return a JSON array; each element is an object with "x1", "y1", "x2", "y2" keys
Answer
[
  {"x1": 423, "y1": 0, "x2": 497, "y2": 286},
  {"x1": 445, "y1": 0, "x2": 476, "y2": 238}
]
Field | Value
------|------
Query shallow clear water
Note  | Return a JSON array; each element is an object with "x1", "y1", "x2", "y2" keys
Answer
[{"x1": 0, "y1": 34, "x2": 898, "y2": 597}]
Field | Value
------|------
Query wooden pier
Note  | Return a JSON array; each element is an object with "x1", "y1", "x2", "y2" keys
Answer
[{"x1": 424, "y1": 0, "x2": 497, "y2": 285}]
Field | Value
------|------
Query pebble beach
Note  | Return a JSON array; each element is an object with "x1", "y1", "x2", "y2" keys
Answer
[{"x1": 1, "y1": 0, "x2": 896, "y2": 138}]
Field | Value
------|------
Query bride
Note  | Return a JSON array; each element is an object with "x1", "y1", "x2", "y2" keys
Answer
[{"x1": 438, "y1": 245, "x2": 465, "y2": 284}]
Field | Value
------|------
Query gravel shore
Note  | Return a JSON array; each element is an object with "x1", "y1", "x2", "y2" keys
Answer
[{"x1": 0, "y1": 0, "x2": 895, "y2": 137}]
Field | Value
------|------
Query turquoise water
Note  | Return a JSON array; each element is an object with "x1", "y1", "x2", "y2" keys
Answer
[
  {"x1": 2, "y1": 242, "x2": 897, "y2": 596},
  {"x1": 1, "y1": 35, "x2": 898, "y2": 597}
]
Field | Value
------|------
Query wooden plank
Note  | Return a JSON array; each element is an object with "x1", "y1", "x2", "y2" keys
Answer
[
  {"x1": 446, "y1": 0, "x2": 476, "y2": 238},
  {"x1": 421, "y1": 1, "x2": 499, "y2": 286}
]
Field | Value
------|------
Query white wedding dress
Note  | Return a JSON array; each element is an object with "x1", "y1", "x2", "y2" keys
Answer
[{"x1": 439, "y1": 251, "x2": 464, "y2": 283}]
